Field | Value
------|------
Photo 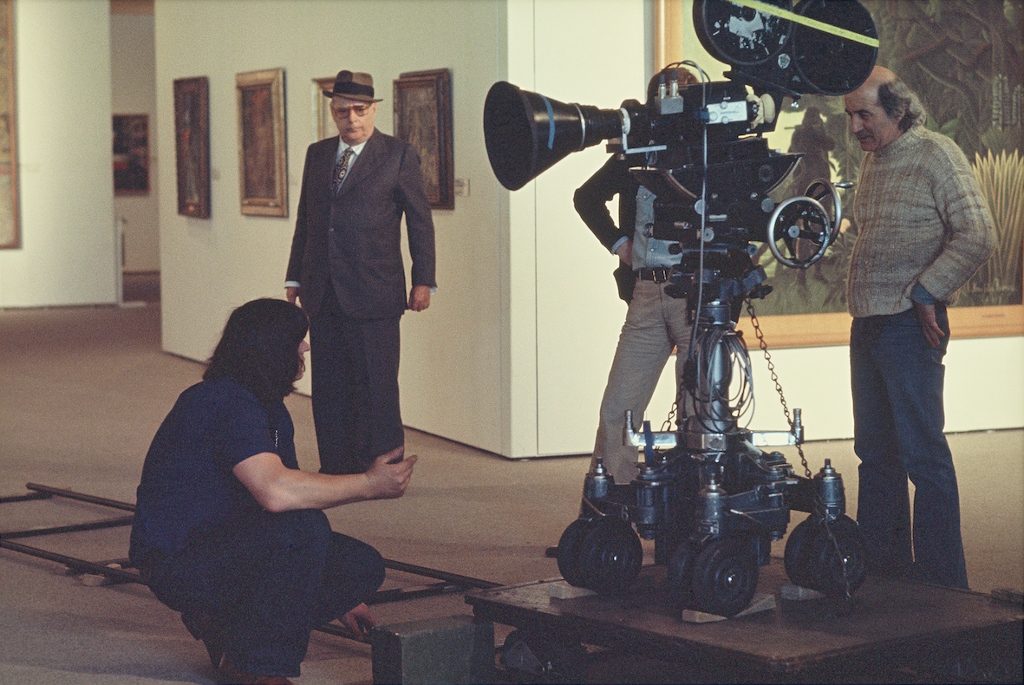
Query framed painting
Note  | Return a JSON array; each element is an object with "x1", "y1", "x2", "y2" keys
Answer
[
  {"x1": 236, "y1": 68, "x2": 287, "y2": 217},
  {"x1": 394, "y1": 68, "x2": 454, "y2": 210},
  {"x1": 0, "y1": 0, "x2": 17, "y2": 249},
  {"x1": 656, "y1": 0, "x2": 1023, "y2": 346},
  {"x1": 173, "y1": 77, "x2": 210, "y2": 218},
  {"x1": 112, "y1": 115, "x2": 150, "y2": 195},
  {"x1": 313, "y1": 75, "x2": 335, "y2": 141}
]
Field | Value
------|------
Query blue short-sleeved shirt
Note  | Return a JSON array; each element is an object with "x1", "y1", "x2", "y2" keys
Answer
[{"x1": 129, "y1": 377, "x2": 298, "y2": 563}]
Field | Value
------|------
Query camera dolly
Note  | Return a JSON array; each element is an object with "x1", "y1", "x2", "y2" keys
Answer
[{"x1": 556, "y1": 286, "x2": 867, "y2": 618}]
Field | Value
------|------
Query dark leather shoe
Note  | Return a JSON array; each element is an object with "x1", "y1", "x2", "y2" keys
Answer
[
  {"x1": 203, "y1": 638, "x2": 225, "y2": 671},
  {"x1": 180, "y1": 610, "x2": 224, "y2": 668},
  {"x1": 216, "y1": 655, "x2": 294, "y2": 685}
]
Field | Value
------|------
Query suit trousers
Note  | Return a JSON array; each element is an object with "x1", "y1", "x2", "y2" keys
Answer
[
  {"x1": 310, "y1": 290, "x2": 404, "y2": 474},
  {"x1": 143, "y1": 509, "x2": 385, "y2": 678},
  {"x1": 850, "y1": 305, "x2": 968, "y2": 589},
  {"x1": 592, "y1": 280, "x2": 692, "y2": 484}
]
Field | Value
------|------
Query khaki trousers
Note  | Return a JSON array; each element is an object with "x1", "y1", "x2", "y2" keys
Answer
[{"x1": 592, "y1": 280, "x2": 692, "y2": 483}]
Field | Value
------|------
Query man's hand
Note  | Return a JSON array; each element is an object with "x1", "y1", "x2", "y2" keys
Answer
[
  {"x1": 285, "y1": 286, "x2": 300, "y2": 305},
  {"x1": 913, "y1": 300, "x2": 944, "y2": 348},
  {"x1": 408, "y1": 285, "x2": 431, "y2": 311},
  {"x1": 364, "y1": 447, "x2": 417, "y2": 499},
  {"x1": 615, "y1": 239, "x2": 633, "y2": 265},
  {"x1": 340, "y1": 603, "x2": 375, "y2": 638}
]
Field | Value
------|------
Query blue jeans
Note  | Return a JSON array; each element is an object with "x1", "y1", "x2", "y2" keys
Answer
[{"x1": 850, "y1": 306, "x2": 968, "y2": 589}]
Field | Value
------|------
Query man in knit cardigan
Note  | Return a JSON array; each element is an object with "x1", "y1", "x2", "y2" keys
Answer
[{"x1": 843, "y1": 66, "x2": 993, "y2": 588}]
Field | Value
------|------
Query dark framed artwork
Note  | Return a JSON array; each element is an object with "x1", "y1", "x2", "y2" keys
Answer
[
  {"x1": 112, "y1": 115, "x2": 150, "y2": 195},
  {"x1": 394, "y1": 69, "x2": 454, "y2": 209},
  {"x1": 236, "y1": 68, "x2": 287, "y2": 217},
  {"x1": 173, "y1": 77, "x2": 211, "y2": 218},
  {"x1": 313, "y1": 75, "x2": 335, "y2": 141},
  {"x1": 0, "y1": 0, "x2": 18, "y2": 249}
]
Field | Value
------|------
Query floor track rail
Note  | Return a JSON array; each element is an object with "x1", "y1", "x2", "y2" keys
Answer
[{"x1": 1, "y1": 482, "x2": 500, "y2": 642}]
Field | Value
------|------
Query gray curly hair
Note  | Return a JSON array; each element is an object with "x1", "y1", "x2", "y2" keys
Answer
[{"x1": 877, "y1": 77, "x2": 927, "y2": 132}]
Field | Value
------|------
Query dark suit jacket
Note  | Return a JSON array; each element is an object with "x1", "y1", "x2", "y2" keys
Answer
[{"x1": 286, "y1": 129, "x2": 436, "y2": 320}]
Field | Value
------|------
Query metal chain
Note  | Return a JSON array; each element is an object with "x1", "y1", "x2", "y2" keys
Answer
[
  {"x1": 663, "y1": 351, "x2": 688, "y2": 431},
  {"x1": 661, "y1": 400, "x2": 678, "y2": 432},
  {"x1": 744, "y1": 299, "x2": 812, "y2": 479},
  {"x1": 747, "y1": 299, "x2": 856, "y2": 605}
]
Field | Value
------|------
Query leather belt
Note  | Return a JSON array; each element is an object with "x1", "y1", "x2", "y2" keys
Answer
[{"x1": 635, "y1": 267, "x2": 673, "y2": 283}]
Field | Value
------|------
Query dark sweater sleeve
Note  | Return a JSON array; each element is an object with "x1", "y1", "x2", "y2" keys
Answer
[{"x1": 573, "y1": 155, "x2": 633, "y2": 253}]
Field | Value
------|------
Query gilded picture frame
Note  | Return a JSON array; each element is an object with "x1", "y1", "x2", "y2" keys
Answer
[
  {"x1": 173, "y1": 76, "x2": 211, "y2": 218},
  {"x1": 393, "y1": 68, "x2": 454, "y2": 210},
  {"x1": 656, "y1": 0, "x2": 1023, "y2": 347},
  {"x1": 0, "y1": 0, "x2": 19, "y2": 249},
  {"x1": 236, "y1": 68, "x2": 288, "y2": 217},
  {"x1": 313, "y1": 76, "x2": 335, "y2": 141}
]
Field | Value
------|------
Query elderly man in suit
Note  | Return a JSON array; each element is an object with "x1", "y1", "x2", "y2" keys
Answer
[{"x1": 286, "y1": 70, "x2": 436, "y2": 475}]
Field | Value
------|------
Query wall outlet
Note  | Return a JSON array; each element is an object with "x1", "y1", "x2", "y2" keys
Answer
[{"x1": 454, "y1": 178, "x2": 469, "y2": 197}]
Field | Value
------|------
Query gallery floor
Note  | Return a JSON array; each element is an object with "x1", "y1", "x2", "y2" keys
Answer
[{"x1": 1, "y1": 302, "x2": 1021, "y2": 684}]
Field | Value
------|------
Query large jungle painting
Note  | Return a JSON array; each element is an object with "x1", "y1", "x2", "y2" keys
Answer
[{"x1": 755, "y1": 0, "x2": 1023, "y2": 318}]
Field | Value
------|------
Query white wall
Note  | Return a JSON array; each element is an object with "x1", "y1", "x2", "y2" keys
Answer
[
  {"x1": 154, "y1": 0, "x2": 512, "y2": 453},
  {"x1": 153, "y1": 0, "x2": 649, "y2": 458},
  {"x1": 111, "y1": 12, "x2": 159, "y2": 273},
  {"x1": 0, "y1": 0, "x2": 116, "y2": 308},
  {"x1": 511, "y1": 0, "x2": 649, "y2": 455},
  {"x1": 744, "y1": 336, "x2": 1024, "y2": 441}
]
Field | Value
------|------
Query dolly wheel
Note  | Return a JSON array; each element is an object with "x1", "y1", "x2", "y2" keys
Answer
[
  {"x1": 784, "y1": 517, "x2": 818, "y2": 589},
  {"x1": 666, "y1": 540, "x2": 699, "y2": 609},
  {"x1": 555, "y1": 518, "x2": 594, "y2": 587},
  {"x1": 691, "y1": 537, "x2": 759, "y2": 617},
  {"x1": 577, "y1": 517, "x2": 643, "y2": 594},
  {"x1": 812, "y1": 515, "x2": 868, "y2": 597}
]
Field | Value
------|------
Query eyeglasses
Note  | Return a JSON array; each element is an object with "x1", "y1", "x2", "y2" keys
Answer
[{"x1": 332, "y1": 104, "x2": 372, "y2": 118}]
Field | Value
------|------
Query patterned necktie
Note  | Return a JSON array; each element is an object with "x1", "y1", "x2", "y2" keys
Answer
[{"x1": 332, "y1": 147, "x2": 355, "y2": 193}]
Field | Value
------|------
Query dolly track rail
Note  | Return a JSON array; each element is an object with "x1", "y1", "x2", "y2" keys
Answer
[{"x1": 1, "y1": 482, "x2": 501, "y2": 641}]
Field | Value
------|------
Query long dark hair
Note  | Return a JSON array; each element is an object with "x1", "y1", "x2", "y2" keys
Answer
[{"x1": 204, "y1": 298, "x2": 309, "y2": 406}]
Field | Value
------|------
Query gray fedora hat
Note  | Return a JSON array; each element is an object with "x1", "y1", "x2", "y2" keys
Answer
[{"x1": 322, "y1": 70, "x2": 383, "y2": 102}]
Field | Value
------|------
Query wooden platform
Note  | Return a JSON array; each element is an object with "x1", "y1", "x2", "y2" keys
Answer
[{"x1": 466, "y1": 560, "x2": 1023, "y2": 683}]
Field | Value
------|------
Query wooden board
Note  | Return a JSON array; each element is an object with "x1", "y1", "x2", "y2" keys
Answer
[{"x1": 466, "y1": 561, "x2": 1023, "y2": 681}]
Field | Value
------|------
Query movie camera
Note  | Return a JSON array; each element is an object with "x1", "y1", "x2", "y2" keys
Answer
[{"x1": 483, "y1": 0, "x2": 879, "y2": 618}]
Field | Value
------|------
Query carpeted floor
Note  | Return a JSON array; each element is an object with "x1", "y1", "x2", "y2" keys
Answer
[{"x1": 0, "y1": 303, "x2": 1021, "y2": 684}]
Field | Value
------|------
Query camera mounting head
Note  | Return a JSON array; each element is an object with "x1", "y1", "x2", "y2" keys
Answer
[{"x1": 481, "y1": 0, "x2": 877, "y2": 287}]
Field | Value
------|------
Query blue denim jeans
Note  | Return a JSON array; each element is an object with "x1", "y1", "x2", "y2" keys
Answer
[{"x1": 850, "y1": 305, "x2": 968, "y2": 589}]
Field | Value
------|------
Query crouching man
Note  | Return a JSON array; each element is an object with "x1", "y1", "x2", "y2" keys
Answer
[{"x1": 129, "y1": 298, "x2": 416, "y2": 685}]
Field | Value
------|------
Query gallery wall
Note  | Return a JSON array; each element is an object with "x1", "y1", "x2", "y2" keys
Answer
[
  {"x1": 154, "y1": 0, "x2": 515, "y2": 455},
  {"x1": 0, "y1": 0, "x2": 117, "y2": 308},
  {"x1": 111, "y1": 11, "x2": 159, "y2": 274},
  {"x1": 0, "y1": 0, "x2": 1018, "y2": 454},
  {"x1": 145, "y1": 0, "x2": 1020, "y2": 456},
  {"x1": 153, "y1": 0, "x2": 652, "y2": 457}
]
